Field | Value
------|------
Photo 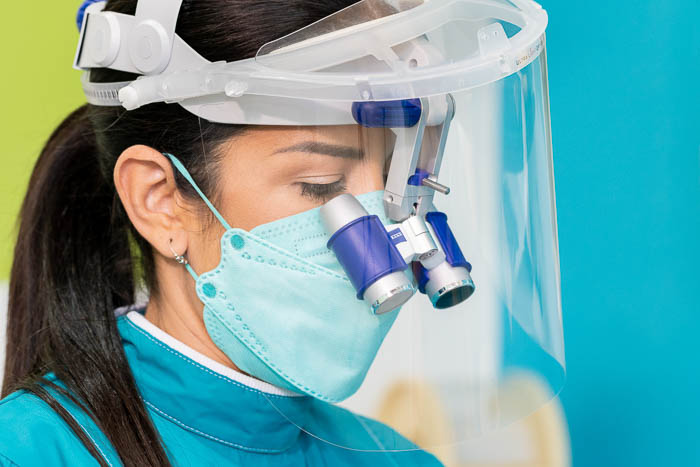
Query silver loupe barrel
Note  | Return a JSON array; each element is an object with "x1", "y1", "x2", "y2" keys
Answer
[{"x1": 319, "y1": 194, "x2": 369, "y2": 235}]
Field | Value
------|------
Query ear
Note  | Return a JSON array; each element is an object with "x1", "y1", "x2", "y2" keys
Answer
[{"x1": 114, "y1": 145, "x2": 193, "y2": 259}]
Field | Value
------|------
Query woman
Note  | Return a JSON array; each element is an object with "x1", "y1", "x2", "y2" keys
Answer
[{"x1": 0, "y1": 0, "x2": 442, "y2": 465}]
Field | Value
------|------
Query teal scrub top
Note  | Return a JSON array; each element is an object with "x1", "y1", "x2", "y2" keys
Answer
[{"x1": 0, "y1": 312, "x2": 442, "y2": 466}]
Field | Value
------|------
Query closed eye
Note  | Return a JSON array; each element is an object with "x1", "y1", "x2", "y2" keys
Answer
[{"x1": 298, "y1": 179, "x2": 347, "y2": 202}]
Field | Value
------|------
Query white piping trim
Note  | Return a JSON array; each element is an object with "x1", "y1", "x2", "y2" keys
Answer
[
  {"x1": 125, "y1": 311, "x2": 302, "y2": 397},
  {"x1": 73, "y1": 416, "x2": 114, "y2": 467}
]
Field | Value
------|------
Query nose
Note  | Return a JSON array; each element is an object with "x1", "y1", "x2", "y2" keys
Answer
[
  {"x1": 346, "y1": 147, "x2": 390, "y2": 196},
  {"x1": 348, "y1": 165, "x2": 386, "y2": 195}
]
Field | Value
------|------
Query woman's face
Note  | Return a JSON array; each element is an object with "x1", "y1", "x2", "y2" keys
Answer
[{"x1": 189, "y1": 124, "x2": 393, "y2": 273}]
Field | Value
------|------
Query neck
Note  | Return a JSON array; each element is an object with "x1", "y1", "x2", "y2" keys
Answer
[{"x1": 144, "y1": 255, "x2": 243, "y2": 373}]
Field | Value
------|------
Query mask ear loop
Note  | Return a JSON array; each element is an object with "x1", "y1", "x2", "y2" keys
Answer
[
  {"x1": 164, "y1": 153, "x2": 233, "y2": 281},
  {"x1": 164, "y1": 153, "x2": 232, "y2": 230}
]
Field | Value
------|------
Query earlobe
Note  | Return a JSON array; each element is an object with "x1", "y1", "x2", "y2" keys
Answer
[{"x1": 114, "y1": 145, "x2": 190, "y2": 259}]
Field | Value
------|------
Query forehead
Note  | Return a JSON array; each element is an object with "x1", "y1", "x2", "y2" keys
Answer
[
  {"x1": 234, "y1": 125, "x2": 391, "y2": 147},
  {"x1": 214, "y1": 125, "x2": 394, "y2": 172}
]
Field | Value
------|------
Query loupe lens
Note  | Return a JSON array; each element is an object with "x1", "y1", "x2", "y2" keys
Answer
[
  {"x1": 363, "y1": 271, "x2": 416, "y2": 315},
  {"x1": 422, "y1": 262, "x2": 475, "y2": 310},
  {"x1": 431, "y1": 278, "x2": 475, "y2": 309}
]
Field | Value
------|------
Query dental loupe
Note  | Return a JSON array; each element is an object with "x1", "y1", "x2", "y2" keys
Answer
[{"x1": 320, "y1": 95, "x2": 475, "y2": 314}]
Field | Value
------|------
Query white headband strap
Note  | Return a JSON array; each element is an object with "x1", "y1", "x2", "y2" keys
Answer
[{"x1": 74, "y1": 0, "x2": 195, "y2": 76}]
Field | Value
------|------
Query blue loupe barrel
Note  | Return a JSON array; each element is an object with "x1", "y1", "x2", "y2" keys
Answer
[
  {"x1": 413, "y1": 212, "x2": 475, "y2": 309},
  {"x1": 320, "y1": 195, "x2": 415, "y2": 315}
]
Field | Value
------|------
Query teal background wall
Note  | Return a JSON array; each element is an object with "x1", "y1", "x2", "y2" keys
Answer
[
  {"x1": 545, "y1": 1, "x2": 700, "y2": 466},
  {"x1": 0, "y1": 1, "x2": 698, "y2": 466}
]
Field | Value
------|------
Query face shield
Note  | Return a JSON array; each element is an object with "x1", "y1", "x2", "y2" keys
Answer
[{"x1": 75, "y1": 0, "x2": 564, "y2": 458}]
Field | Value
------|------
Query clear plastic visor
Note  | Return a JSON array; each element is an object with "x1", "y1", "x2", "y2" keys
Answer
[
  {"x1": 257, "y1": 0, "x2": 530, "y2": 67},
  {"x1": 257, "y1": 53, "x2": 564, "y2": 461},
  {"x1": 251, "y1": 0, "x2": 545, "y2": 102}
]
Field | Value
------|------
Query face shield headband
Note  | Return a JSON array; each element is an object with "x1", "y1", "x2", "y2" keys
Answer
[{"x1": 73, "y1": 0, "x2": 549, "y2": 123}]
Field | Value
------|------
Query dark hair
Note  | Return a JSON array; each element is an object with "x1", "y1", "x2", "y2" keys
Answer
[{"x1": 2, "y1": 1, "x2": 358, "y2": 465}]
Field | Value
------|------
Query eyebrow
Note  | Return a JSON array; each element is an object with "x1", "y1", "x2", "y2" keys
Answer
[{"x1": 273, "y1": 141, "x2": 365, "y2": 160}]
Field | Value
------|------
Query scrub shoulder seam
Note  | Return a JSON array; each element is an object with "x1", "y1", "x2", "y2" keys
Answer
[
  {"x1": 0, "y1": 389, "x2": 113, "y2": 467},
  {"x1": 124, "y1": 318, "x2": 291, "y2": 399},
  {"x1": 143, "y1": 400, "x2": 285, "y2": 454},
  {"x1": 0, "y1": 391, "x2": 26, "y2": 408},
  {"x1": 0, "y1": 451, "x2": 20, "y2": 467}
]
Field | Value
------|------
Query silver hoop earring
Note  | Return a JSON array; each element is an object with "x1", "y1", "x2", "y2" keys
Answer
[{"x1": 168, "y1": 239, "x2": 189, "y2": 266}]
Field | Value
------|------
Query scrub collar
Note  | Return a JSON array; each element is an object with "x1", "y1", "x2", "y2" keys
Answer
[{"x1": 117, "y1": 311, "x2": 311, "y2": 453}]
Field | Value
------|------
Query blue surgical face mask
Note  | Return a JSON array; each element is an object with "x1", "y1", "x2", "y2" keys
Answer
[{"x1": 166, "y1": 154, "x2": 402, "y2": 402}]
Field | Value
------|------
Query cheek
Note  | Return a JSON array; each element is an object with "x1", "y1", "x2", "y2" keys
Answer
[
  {"x1": 207, "y1": 125, "x2": 391, "y2": 234},
  {"x1": 217, "y1": 178, "x2": 321, "y2": 231},
  {"x1": 185, "y1": 214, "x2": 227, "y2": 276},
  {"x1": 219, "y1": 160, "x2": 386, "y2": 231},
  {"x1": 230, "y1": 190, "x2": 308, "y2": 230}
]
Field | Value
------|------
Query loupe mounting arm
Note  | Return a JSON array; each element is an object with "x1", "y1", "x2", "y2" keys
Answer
[{"x1": 383, "y1": 93, "x2": 455, "y2": 222}]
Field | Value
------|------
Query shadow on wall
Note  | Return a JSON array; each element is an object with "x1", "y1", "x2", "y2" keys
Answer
[{"x1": 376, "y1": 379, "x2": 571, "y2": 467}]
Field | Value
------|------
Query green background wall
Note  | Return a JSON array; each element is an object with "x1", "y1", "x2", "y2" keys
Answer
[{"x1": 0, "y1": 3, "x2": 86, "y2": 279}]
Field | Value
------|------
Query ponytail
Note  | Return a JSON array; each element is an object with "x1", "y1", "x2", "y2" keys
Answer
[{"x1": 2, "y1": 105, "x2": 171, "y2": 466}]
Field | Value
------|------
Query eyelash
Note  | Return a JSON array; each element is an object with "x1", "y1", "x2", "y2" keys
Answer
[{"x1": 298, "y1": 179, "x2": 347, "y2": 201}]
